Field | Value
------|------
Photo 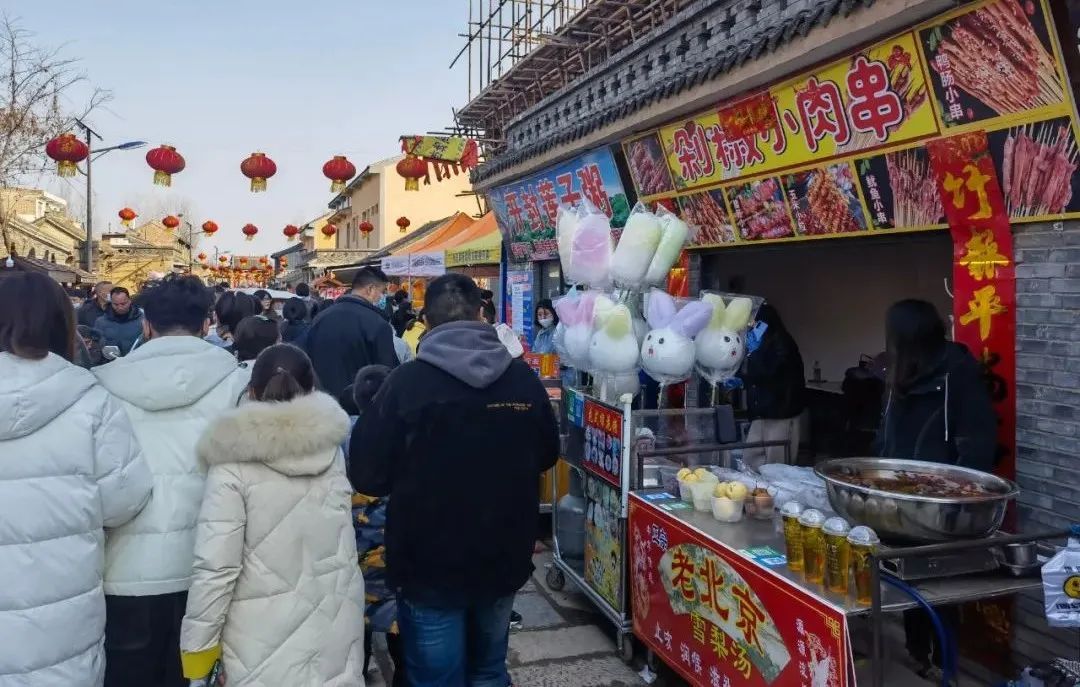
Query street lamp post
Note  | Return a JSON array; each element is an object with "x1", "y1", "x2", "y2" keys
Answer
[{"x1": 73, "y1": 118, "x2": 145, "y2": 274}]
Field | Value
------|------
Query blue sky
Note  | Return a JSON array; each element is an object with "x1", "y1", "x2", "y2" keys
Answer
[{"x1": 9, "y1": 0, "x2": 469, "y2": 255}]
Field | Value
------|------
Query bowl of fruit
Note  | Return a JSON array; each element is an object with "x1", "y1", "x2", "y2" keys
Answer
[{"x1": 711, "y1": 481, "x2": 749, "y2": 523}]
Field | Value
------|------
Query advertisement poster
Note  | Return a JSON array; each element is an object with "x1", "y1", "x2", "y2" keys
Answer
[
  {"x1": 506, "y1": 268, "x2": 534, "y2": 343},
  {"x1": 488, "y1": 146, "x2": 630, "y2": 262},
  {"x1": 585, "y1": 475, "x2": 623, "y2": 611},
  {"x1": 630, "y1": 496, "x2": 849, "y2": 687},
  {"x1": 583, "y1": 398, "x2": 623, "y2": 488},
  {"x1": 621, "y1": 0, "x2": 1077, "y2": 249}
]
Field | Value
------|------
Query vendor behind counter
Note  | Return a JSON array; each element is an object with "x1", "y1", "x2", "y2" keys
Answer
[{"x1": 741, "y1": 303, "x2": 805, "y2": 469}]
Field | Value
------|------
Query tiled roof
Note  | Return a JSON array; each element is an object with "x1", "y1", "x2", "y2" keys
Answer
[{"x1": 470, "y1": 0, "x2": 876, "y2": 186}]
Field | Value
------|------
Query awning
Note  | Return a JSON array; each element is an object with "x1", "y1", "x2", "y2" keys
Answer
[
  {"x1": 383, "y1": 212, "x2": 477, "y2": 277},
  {"x1": 446, "y1": 212, "x2": 500, "y2": 267}
]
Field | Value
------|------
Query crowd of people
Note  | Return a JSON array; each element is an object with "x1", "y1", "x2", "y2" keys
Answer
[{"x1": 0, "y1": 267, "x2": 558, "y2": 687}]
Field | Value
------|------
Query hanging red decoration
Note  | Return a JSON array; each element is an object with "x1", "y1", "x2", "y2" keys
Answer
[
  {"x1": 242, "y1": 223, "x2": 259, "y2": 242},
  {"x1": 239, "y1": 256, "x2": 250, "y2": 266},
  {"x1": 118, "y1": 208, "x2": 137, "y2": 227},
  {"x1": 202, "y1": 220, "x2": 219, "y2": 236},
  {"x1": 145, "y1": 145, "x2": 186, "y2": 187},
  {"x1": 283, "y1": 224, "x2": 300, "y2": 241},
  {"x1": 323, "y1": 155, "x2": 357, "y2": 193},
  {"x1": 197, "y1": 252, "x2": 207, "y2": 263},
  {"x1": 321, "y1": 223, "x2": 337, "y2": 238},
  {"x1": 258, "y1": 256, "x2": 269, "y2": 265},
  {"x1": 395, "y1": 154, "x2": 427, "y2": 191},
  {"x1": 162, "y1": 215, "x2": 181, "y2": 231},
  {"x1": 240, "y1": 152, "x2": 277, "y2": 192},
  {"x1": 45, "y1": 133, "x2": 89, "y2": 177},
  {"x1": 219, "y1": 255, "x2": 229, "y2": 265},
  {"x1": 280, "y1": 256, "x2": 289, "y2": 268},
  {"x1": 358, "y1": 220, "x2": 374, "y2": 236},
  {"x1": 396, "y1": 216, "x2": 411, "y2": 233}
]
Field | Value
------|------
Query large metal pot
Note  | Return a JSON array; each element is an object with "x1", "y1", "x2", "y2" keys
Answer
[{"x1": 814, "y1": 458, "x2": 1019, "y2": 543}]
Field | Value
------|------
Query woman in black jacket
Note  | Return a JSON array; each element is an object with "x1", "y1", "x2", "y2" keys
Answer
[
  {"x1": 876, "y1": 299, "x2": 996, "y2": 471},
  {"x1": 877, "y1": 299, "x2": 996, "y2": 676},
  {"x1": 280, "y1": 297, "x2": 311, "y2": 345},
  {"x1": 741, "y1": 303, "x2": 805, "y2": 468}
]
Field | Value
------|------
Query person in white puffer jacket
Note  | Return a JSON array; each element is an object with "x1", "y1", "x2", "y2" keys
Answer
[
  {"x1": 0, "y1": 272, "x2": 152, "y2": 687},
  {"x1": 180, "y1": 343, "x2": 364, "y2": 686},
  {"x1": 92, "y1": 274, "x2": 248, "y2": 687}
]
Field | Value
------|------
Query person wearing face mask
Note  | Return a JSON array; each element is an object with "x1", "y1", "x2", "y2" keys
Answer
[
  {"x1": 531, "y1": 299, "x2": 558, "y2": 354},
  {"x1": 303, "y1": 266, "x2": 399, "y2": 404}
]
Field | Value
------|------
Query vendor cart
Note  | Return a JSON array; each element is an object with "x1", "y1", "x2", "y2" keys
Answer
[
  {"x1": 546, "y1": 392, "x2": 790, "y2": 662},
  {"x1": 627, "y1": 486, "x2": 1069, "y2": 686}
]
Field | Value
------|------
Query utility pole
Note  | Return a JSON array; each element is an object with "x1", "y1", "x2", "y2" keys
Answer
[{"x1": 74, "y1": 118, "x2": 103, "y2": 274}]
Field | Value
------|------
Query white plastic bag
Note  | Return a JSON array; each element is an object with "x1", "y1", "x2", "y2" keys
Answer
[{"x1": 1043, "y1": 526, "x2": 1080, "y2": 628}]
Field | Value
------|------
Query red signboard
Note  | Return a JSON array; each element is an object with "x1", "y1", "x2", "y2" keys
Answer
[
  {"x1": 926, "y1": 131, "x2": 1017, "y2": 482},
  {"x1": 583, "y1": 399, "x2": 623, "y2": 488},
  {"x1": 629, "y1": 496, "x2": 850, "y2": 687}
]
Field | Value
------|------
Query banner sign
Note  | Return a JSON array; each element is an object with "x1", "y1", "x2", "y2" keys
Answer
[
  {"x1": 927, "y1": 130, "x2": 1016, "y2": 482},
  {"x1": 583, "y1": 398, "x2": 623, "y2": 488},
  {"x1": 630, "y1": 495, "x2": 850, "y2": 687},
  {"x1": 488, "y1": 146, "x2": 630, "y2": 262},
  {"x1": 380, "y1": 252, "x2": 446, "y2": 277},
  {"x1": 506, "y1": 268, "x2": 534, "y2": 343},
  {"x1": 621, "y1": 0, "x2": 1077, "y2": 249},
  {"x1": 585, "y1": 474, "x2": 624, "y2": 611}
]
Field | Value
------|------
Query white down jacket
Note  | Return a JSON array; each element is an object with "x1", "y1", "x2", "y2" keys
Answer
[
  {"x1": 0, "y1": 353, "x2": 152, "y2": 686},
  {"x1": 93, "y1": 335, "x2": 248, "y2": 596},
  {"x1": 180, "y1": 391, "x2": 365, "y2": 686}
]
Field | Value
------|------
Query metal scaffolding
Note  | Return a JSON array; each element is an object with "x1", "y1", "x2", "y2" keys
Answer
[{"x1": 451, "y1": 0, "x2": 684, "y2": 155}]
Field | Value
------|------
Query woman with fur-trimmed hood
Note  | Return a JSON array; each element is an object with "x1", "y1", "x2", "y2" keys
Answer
[{"x1": 179, "y1": 344, "x2": 365, "y2": 686}]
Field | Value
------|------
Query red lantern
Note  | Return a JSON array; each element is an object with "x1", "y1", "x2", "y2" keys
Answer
[
  {"x1": 45, "y1": 133, "x2": 89, "y2": 177},
  {"x1": 280, "y1": 256, "x2": 289, "y2": 268},
  {"x1": 242, "y1": 223, "x2": 259, "y2": 242},
  {"x1": 162, "y1": 215, "x2": 181, "y2": 231},
  {"x1": 258, "y1": 256, "x2": 269, "y2": 265},
  {"x1": 239, "y1": 256, "x2": 249, "y2": 266},
  {"x1": 321, "y1": 223, "x2": 337, "y2": 238},
  {"x1": 202, "y1": 220, "x2": 219, "y2": 236},
  {"x1": 396, "y1": 154, "x2": 426, "y2": 191},
  {"x1": 240, "y1": 152, "x2": 277, "y2": 193},
  {"x1": 323, "y1": 155, "x2": 357, "y2": 193},
  {"x1": 118, "y1": 207, "x2": 137, "y2": 227},
  {"x1": 396, "y1": 216, "x2": 411, "y2": 233},
  {"x1": 145, "y1": 145, "x2": 186, "y2": 187},
  {"x1": 283, "y1": 224, "x2": 300, "y2": 241},
  {"x1": 219, "y1": 255, "x2": 229, "y2": 265},
  {"x1": 197, "y1": 252, "x2": 207, "y2": 263},
  {"x1": 359, "y1": 220, "x2": 374, "y2": 236}
]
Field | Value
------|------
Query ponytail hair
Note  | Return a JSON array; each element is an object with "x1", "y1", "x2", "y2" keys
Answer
[{"x1": 249, "y1": 343, "x2": 316, "y2": 402}]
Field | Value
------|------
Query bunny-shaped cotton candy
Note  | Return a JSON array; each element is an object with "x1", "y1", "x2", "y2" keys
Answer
[
  {"x1": 695, "y1": 294, "x2": 754, "y2": 381},
  {"x1": 589, "y1": 300, "x2": 640, "y2": 375},
  {"x1": 644, "y1": 210, "x2": 690, "y2": 285},
  {"x1": 640, "y1": 290, "x2": 714, "y2": 383},
  {"x1": 610, "y1": 205, "x2": 662, "y2": 289},
  {"x1": 566, "y1": 211, "x2": 612, "y2": 288},
  {"x1": 553, "y1": 291, "x2": 598, "y2": 369}
]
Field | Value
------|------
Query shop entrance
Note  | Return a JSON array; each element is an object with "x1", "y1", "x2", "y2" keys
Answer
[{"x1": 698, "y1": 232, "x2": 954, "y2": 460}]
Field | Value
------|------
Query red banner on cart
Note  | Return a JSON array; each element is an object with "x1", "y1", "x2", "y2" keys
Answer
[
  {"x1": 583, "y1": 399, "x2": 623, "y2": 488},
  {"x1": 926, "y1": 131, "x2": 1017, "y2": 482},
  {"x1": 629, "y1": 496, "x2": 850, "y2": 687}
]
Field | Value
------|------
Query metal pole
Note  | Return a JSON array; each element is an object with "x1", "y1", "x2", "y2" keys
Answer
[{"x1": 83, "y1": 127, "x2": 93, "y2": 274}]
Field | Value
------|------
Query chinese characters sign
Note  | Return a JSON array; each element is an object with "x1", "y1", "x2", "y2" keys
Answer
[
  {"x1": 583, "y1": 398, "x2": 623, "y2": 488},
  {"x1": 621, "y1": 0, "x2": 1077, "y2": 249},
  {"x1": 927, "y1": 131, "x2": 1017, "y2": 482},
  {"x1": 488, "y1": 146, "x2": 630, "y2": 261},
  {"x1": 630, "y1": 496, "x2": 849, "y2": 687}
]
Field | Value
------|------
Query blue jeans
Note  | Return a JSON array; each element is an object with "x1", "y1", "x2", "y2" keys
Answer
[{"x1": 398, "y1": 594, "x2": 514, "y2": 687}]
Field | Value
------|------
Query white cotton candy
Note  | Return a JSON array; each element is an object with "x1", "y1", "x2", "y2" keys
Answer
[
  {"x1": 611, "y1": 210, "x2": 662, "y2": 289},
  {"x1": 645, "y1": 213, "x2": 690, "y2": 285}
]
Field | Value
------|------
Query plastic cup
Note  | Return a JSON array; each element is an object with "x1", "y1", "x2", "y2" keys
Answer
[
  {"x1": 689, "y1": 480, "x2": 715, "y2": 511},
  {"x1": 848, "y1": 526, "x2": 881, "y2": 604},
  {"x1": 799, "y1": 509, "x2": 826, "y2": 584},
  {"x1": 780, "y1": 501, "x2": 804, "y2": 572},
  {"x1": 711, "y1": 495, "x2": 745, "y2": 523},
  {"x1": 823, "y1": 517, "x2": 852, "y2": 594},
  {"x1": 677, "y1": 479, "x2": 693, "y2": 503}
]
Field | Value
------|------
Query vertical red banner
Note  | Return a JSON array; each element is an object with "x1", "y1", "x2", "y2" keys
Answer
[{"x1": 926, "y1": 131, "x2": 1016, "y2": 482}]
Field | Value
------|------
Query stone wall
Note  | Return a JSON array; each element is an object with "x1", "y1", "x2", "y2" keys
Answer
[{"x1": 1012, "y1": 219, "x2": 1080, "y2": 667}]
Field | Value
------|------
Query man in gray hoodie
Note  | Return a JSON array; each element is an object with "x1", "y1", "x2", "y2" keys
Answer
[{"x1": 350, "y1": 273, "x2": 559, "y2": 687}]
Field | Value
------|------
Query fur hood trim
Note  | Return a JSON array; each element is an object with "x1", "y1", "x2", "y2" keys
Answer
[{"x1": 197, "y1": 391, "x2": 350, "y2": 476}]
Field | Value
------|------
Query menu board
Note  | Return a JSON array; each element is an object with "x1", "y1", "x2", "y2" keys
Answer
[
  {"x1": 488, "y1": 146, "x2": 630, "y2": 261},
  {"x1": 621, "y1": 0, "x2": 1078, "y2": 249}
]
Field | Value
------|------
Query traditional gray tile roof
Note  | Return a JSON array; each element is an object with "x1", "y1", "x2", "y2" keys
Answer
[{"x1": 470, "y1": 0, "x2": 877, "y2": 186}]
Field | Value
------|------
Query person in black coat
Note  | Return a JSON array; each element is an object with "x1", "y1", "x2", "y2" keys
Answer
[
  {"x1": 876, "y1": 299, "x2": 996, "y2": 470},
  {"x1": 741, "y1": 303, "x2": 805, "y2": 468},
  {"x1": 279, "y1": 298, "x2": 311, "y2": 345},
  {"x1": 876, "y1": 299, "x2": 996, "y2": 676},
  {"x1": 94, "y1": 287, "x2": 144, "y2": 356},
  {"x1": 77, "y1": 281, "x2": 112, "y2": 328},
  {"x1": 350, "y1": 273, "x2": 558, "y2": 687},
  {"x1": 303, "y1": 266, "x2": 398, "y2": 402}
]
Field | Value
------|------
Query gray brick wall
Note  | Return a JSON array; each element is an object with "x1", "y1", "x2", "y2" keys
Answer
[{"x1": 1012, "y1": 219, "x2": 1080, "y2": 669}]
